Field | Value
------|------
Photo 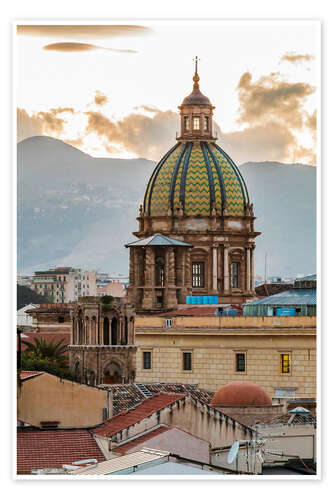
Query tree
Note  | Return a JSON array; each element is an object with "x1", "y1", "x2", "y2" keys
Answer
[
  {"x1": 17, "y1": 284, "x2": 52, "y2": 310},
  {"x1": 20, "y1": 337, "x2": 74, "y2": 381},
  {"x1": 22, "y1": 337, "x2": 69, "y2": 366}
]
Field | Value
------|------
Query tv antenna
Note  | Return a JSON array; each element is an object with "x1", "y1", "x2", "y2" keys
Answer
[{"x1": 227, "y1": 441, "x2": 239, "y2": 465}]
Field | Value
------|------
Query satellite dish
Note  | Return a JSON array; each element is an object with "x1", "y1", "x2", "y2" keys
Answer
[{"x1": 227, "y1": 441, "x2": 240, "y2": 464}]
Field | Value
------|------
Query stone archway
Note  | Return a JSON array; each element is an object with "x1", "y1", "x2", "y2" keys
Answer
[
  {"x1": 111, "y1": 317, "x2": 118, "y2": 345},
  {"x1": 74, "y1": 360, "x2": 81, "y2": 381},
  {"x1": 103, "y1": 317, "x2": 109, "y2": 345},
  {"x1": 103, "y1": 361, "x2": 123, "y2": 384}
]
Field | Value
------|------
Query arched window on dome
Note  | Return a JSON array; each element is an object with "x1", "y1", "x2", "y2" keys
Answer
[
  {"x1": 204, "y1": 116, "x2": 209, "y2": 131},
  {"x1": 184, "y1": 116, "x2": 189, "y2": 131},
  {"x1": 193, "y1": 116, "x2": 200, "y2": 130}
]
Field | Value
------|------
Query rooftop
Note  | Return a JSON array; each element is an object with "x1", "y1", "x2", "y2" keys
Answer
[
  {"x1": 244, "y1": 288, "x2": 316, "y2": 307},
  {"x1": 125, "y1": 233, "x2": 192, "y2": 248},
  {"x1": 19, "y1": 371, "x2": 44, "y2": 381},
  {"x1": 17, "y1": 427, "x2": 105, "y2": 474},
  {"x1": 106, "y1": 383, "x2": 214, "y2": 415},
  {"x1": 94, "y1": 393, "x2": 187, "y2": 437}
]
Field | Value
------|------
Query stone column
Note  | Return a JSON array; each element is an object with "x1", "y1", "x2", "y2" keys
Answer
[
  {"x1": 108, "y1": 318, "x2": 112, "y2": 345},
  {"x1": 185, "y1": 249, "x2": 192, "y2": 292},
  {"x1": 87, "y1": 317, "x2": 91, "y2": 345},
  {"x1": 75, "y1": 319, "x2": 79, "y2": 344},
  {"x1": 251, "y1": 245, "x2": 255, "y2": 292},
  {"x1": 71, "y1": 318, "x2": 75, "y2": 345},
  {"x1": 223, "y1": 245, "x2": 230, "y2": 293},
  {"x1": 212, "y1": 243, "x2": 218, "y2": 292},
  {"x1": 246, "y1": 247, "x2": 251, "y2": 292},
  {"x1": 166, "y1": 247, "x2": 178, "y2": 309},
  {"x1": 142, "y1": 247, "x2": 155, "y2": 309},
  {"x1": 99, "y1": 317, "x2": 103, "y2": 345},
  {"x1": 178, "y1": 248, "x2": 188, "y2": 303},
  {"x1": 129, "y1": 247, "x2": 135, "y2": 285}
]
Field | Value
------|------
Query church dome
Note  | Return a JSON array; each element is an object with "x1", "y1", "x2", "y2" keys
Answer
[
  {"x1": 210, "y1": 382, "x2": 272, "y2": 406},
  {"x1": 181, "y1": 87, "x2": 212, "y2": 106},
  {"x1": 143, "y1": 140, "x2": 249, "y2": 217}
]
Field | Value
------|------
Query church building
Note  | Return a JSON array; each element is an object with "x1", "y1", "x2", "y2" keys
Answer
[{"x1": 126, "y1": 58, "x2": 260, "y2": 312}]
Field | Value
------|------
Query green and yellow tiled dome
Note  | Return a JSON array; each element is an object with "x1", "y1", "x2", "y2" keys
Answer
[{"x1": 143, "y1": 141, "x2": 249, "y2": 217}]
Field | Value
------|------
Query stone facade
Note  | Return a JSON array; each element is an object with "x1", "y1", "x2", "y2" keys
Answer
[
  {"x1": 134, "y1": 315, "x2": 316, "y2": 399},
  {"x1": 18, "y1": 371, "x2": 113, "y2": 428},
  {"x1": 69, "y1": 297, "x2": 136, "y2": 385}
]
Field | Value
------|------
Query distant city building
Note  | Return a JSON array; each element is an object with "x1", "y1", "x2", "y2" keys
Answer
[
  {"x1": 96, "y1": 282, "x2": 125, "y2": 298},
  {"x1": 17, "y1": 303, "x2": 38, "y2": 327},
  {"x1": 96, "y1": 273, "x2": 129, "y2": 284},
  {"x1": 31, "y1": 267, "x2": 97, "y2": 303},
  {"x1": 17, "y1": 275, "x2": 33, "y2": 287}
]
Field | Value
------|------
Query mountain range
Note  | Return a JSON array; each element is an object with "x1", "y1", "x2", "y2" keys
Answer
[{"x1": 17, "y1": 136, "x2": 316, "y2": 278}]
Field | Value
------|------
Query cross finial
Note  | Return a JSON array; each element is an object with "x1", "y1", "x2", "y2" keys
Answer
[
  {"x1": 194, "y1": 56, "x2": 200, "y2": 75},
  {"x1": 192, "y1": 56, "x2": 200, "y2": 87}
]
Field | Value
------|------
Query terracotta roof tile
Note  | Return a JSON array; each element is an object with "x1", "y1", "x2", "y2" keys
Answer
[
  {"x1": 20, "y1": 371, "x2": 44, "y2": 380},
  {"x1": 17, "y1": 428, "x2": 105, "y2": 474},
  {"x1": 109, "y1": 383, "x2": 214, "y2": 415},
  {"x1": 115, "y1": 426, "x2": 171, "y2": 454},
  {"x1": 94, "y1": 393, "x2": 187, "y2": 437},
  {"x1": 159, "y1": 306, "x2": 218, "y2": 317}
]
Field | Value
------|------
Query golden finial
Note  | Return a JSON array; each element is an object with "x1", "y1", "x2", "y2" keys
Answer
[{"x1": 193, "y1": 56, "x2": 200, "y2": 87}]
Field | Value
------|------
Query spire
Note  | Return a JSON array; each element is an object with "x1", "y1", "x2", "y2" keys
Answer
[{"x1": 193, "y1": 56, "x2": 200, "y2": 89}]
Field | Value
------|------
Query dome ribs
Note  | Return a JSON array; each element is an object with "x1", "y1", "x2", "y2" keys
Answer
[
  {"x1": 210, "y1": 143, "x2": 245, "y2": 216},
  {"x1": 145, "y1": 142, "x2": 180, "y2": 215},
  {"x1": 169, "y1": 142, "x2": 187, "y2": 214},
  {"x1": 200, "y1": 141, "x2": 216, "y2": 214},
  {"x1": 212, "y1": 143, "x2": 249, "y2": 213},
  {"x1": 179, "y1": 141, "x2": 193, "y2": 213},
  {"x1": 206, "y1": 142, "x2": 226, "y2": 214}
]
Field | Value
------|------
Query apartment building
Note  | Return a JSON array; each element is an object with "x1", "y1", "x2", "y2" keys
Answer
[{"x1": 32, "y1": 267, "x2": 97, "y2": 303}]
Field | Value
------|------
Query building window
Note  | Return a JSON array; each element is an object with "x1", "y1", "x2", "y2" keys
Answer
[
  {"x1": 281, "y1": 354, "x2": 291, "y2": 374},
  {"x1": 193, "y1": 116, "x2": 200, "y2": 130},
  {"x1": 165, "y1": 318, "x2": 172, "y2": 328},
  {"x1": 184, "y1": 116, "x2": 189, "y2": 131},
  {"x1": 235, "y1": 353, "x2": 246, "y2": 372},
  {"x1": 192, "y1": 262, "x2": 204, "y2": 288},
  {"x1": 204, "y1": 116, "x2": 209, "y2": 131},
  {"x1": 183, "y1": 352, "x2": 192, "y2": 371},
  {"x1": 143, "y1": 351, "x2": 151, "y2": 370},
  {"x1": 231, "y1": 262, "x2": 239, "y2": 288}
]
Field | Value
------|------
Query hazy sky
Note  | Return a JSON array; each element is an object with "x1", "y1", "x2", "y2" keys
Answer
[{"x1": 17, "y1": 21, "x2": 319, "y2": 165}]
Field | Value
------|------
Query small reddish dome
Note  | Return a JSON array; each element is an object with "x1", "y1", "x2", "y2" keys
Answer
[{"x1": 210, "y1": 382, "x2": 272, "y2": 406}]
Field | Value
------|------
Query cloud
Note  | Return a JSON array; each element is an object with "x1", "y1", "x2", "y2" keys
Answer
[
  {"x1": 237, "y1": 71, "x2": 314, "y2": 129},
  {"x1": 17, "y1": 25, "x2": 152, "y2": 40},
  {"x1": 17, "y1": 108, "x2": 44, "y2": 142},
  {"x1": 221, "y1": 71, "x2": 317, "y2": 165},
  {"x1": 280, "y1": 52, "x2": 314, "y2": 65},
  {"x1": 43, "y1": 42, "x2": 136, "y2": 53},
  {"x1": 221, "y1": 122, "x2": 296, "y2": 165},
  {"x1": 85, "y1": 108, "x2": 179, "y2": 160},
  {"x1": 306, "y1": 110, "x2": 317, "y2": 140},
  {"x1": 17, "y1": 107, "x2": 72, "y2": 141},
  {"x1": 94, "y1": 91, "x2": 108, "y2": 106},
  {"x1": 50, "y1": 107, "x2": 75, "y2": 114}
]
